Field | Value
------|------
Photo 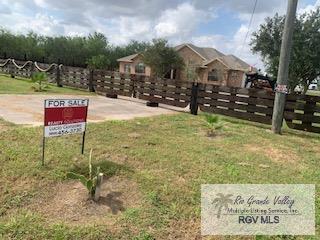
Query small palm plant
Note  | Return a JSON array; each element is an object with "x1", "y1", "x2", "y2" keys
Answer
[
  {"x1": 31, "y1": 72, "x2": 48, "y2": 92},
  {"x1": 212, "y1": 193, "x2": 233, "y2": 219},
  {"x1": 204, "y1": 113, "x2": 224, "y2": 137},
  {"x1": 67, "y1": 149, "x2": 103, "y2": 201}
]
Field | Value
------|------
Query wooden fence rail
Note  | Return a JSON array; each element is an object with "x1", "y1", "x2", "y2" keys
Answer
[
  {"x1": 197, "y1": 85, "x2": 275, "y2": 125},
  {"x1": 135, "y1": 76, "x2": 192, "y2": 108},
  {"x1": 93, "y1": 70, "x2": 133, "y2": 97},
  {"x1": 284, "y1": 94, "x2": 320, "y2": 133},
  {"x1": 0, "y1": 58, "x2": 319, "y2": 134},
  {"x1": 61, "y1": 66, "x2": 89, "y2": 89}
]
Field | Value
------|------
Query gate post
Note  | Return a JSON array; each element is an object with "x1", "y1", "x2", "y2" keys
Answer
[
  {"x1": 190, "y1": 82, "x2": 199, "y2": 115},
  {"x1": 9, "y1": 60, "x2": 15, "y2": 78},
  {"x1": 146, "y1": 76, "x2": 159, "y2": 107},
  {"x1": 131, "y1": 74, "x2": 136, "y2": 98},
  {"x1": 56, "y1": 65, "x2": 62, "y2": 87},
  {"x1": 88, "y1": 69, "x2": 95, "y2": 92}
]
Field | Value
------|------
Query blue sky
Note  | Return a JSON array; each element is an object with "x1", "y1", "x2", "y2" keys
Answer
[{"x1": 0, "y1": 0, "x2": 319, "y2": 69}]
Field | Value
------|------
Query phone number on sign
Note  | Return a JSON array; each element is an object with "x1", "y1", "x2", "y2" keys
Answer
[{"x1": 47, "y1": 124, "x2": 84, "y2": 136}]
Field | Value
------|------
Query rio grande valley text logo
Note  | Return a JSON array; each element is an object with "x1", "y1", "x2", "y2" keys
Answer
[
  {"x1": 201, "y1": 184, "x2": 315, "y2": 235},
  {"x1": 212, "y1": 193, "x2": 296, "y2": 224}
]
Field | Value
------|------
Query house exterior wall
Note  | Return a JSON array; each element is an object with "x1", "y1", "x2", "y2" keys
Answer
[
  {"x1": 201, "y1": 60, "x2": 229, "y2": 86},
  {"x1": 118, "y1": 55, "x2": 151, "y2": 76},
  {"x1": 227, "y1": 70, "x2": 245, "y2": 88},
  {"x1": 176, "y1": 46, "x2": 204, "y2": 82}
]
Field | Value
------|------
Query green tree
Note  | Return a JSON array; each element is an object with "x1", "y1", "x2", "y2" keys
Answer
[
  {"x1": 0, "y1": 28, "x2": 151, "y2": 70},
  {"x1": 106, "y1": 40, "x2": 150, "y2": 70},
  {"x1": 251, "y1": 7, "x2": 320, "y2": 92},
  {"x1": 142, "y1": 39, "x2": 185, "y2": 78},
  {"x1": 86, "y1": 54, "x2": 110, "y2": 69}
]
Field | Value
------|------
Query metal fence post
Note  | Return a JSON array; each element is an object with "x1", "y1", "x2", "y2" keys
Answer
[{"x1": 190, "y1": 82, "x2": 199, "y2": 115}]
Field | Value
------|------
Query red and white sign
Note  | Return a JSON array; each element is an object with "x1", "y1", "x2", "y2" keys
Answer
[
  {"x1": 44, "y1": 99, "x2": 88, "y2": 138},
  {"x1": 275, "y1": 84, "x2": 288, "y2": 94}
]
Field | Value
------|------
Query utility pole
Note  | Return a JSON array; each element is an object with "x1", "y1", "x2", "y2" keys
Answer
[{"x1": 272, "y1": 0, "x2": 298, "y2": 134}]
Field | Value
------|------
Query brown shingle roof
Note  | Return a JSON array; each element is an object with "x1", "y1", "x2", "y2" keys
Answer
[
  {"x1": 174, "y1": 43, "x2": 225, "y2": 60},
  {"x1": 218, "y1": 55, "x2": 251, "y2": 71},
  {"x1": 117, "y1": 53, "x2": 140, "y2": 62}
]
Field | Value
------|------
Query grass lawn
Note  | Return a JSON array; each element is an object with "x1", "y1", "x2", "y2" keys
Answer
[
  {"x1": 0, "y1": 74, "x2": 91, "y2": 95},
  {"x1": 0, "y1": 113, "x2": 319, "y2": 239},
  {"x1": 307, "y1": 90, "x2": 320, "y2": 96}
]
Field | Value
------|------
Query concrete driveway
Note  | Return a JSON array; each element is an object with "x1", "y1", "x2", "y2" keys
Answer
[{"x1": 0, "y1": 94, "x2": 186, "y2": 126}]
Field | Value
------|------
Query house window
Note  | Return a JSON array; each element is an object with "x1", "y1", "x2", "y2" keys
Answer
[
  {"x1": 230, "y1": 71, "x2": 238, "y2": 79},
  {"x1": 188, "y1": 59, "x2": 195, "y2": 65},
  {"x1": 135, "y1": 63, "x2": 145, "y2": 74},
  {"x1": 124, "y1": 64, "x2": 131, "y2": 73},
  {"x1": 208, "y1": 69, "x2": 218, "y2": 81}
]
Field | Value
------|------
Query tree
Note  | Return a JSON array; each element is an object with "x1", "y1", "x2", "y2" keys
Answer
[
  {"x1": 106, "y1": 40, "x2": 150, "y2": 70},
  {"x1": 250, "y1": 7, "x2": 320, "y2": 93},
  {"x1": 86, "y1": 54, "x2": 110, "y2": 69},
  {"x1": 0, "y1": 28, "x2": 151, "y2": 70},
  {"x1": 142, "y1": 39, "x2": 185, "y2": 78}
]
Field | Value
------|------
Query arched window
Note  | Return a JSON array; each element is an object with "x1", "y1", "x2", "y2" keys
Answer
[
  {"x1": 208, "y1": 69, "x2": 218, "y2": 81},
  {"x1": 135, "y1": 63, "x2": 145, "y2": 74}
]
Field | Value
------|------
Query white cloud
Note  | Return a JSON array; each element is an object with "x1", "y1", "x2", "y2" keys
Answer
[
  {"x1": 0, "y1": 0, "x2": 319, "y2": 71},
  {"x1": 155, "y1": 3, "x2": 209, "y2": 39},
  {"x1": 25, "y1": 13, "x2": 64, "y2": 35},
  {"x1": 191, "y1": 24, "x2": 265, "y2": 71}
]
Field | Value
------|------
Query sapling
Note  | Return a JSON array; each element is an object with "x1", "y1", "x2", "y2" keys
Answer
[
  {"x1": 67, "y1": 149, "x2": 103, "y2": 201},
  {"x1": 31, "y1": 72, "x2": 48, "y2": 92},
  {"x1": 204, "y1": 113, "x2": 223, "y2": 137}
]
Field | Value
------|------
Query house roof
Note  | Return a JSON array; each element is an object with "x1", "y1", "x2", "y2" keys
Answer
[
  {"x1": 175, "y1": 43, "x2": 252, "y2": 71},
  {"x1": 221, "y1": 55, "x2": 252, "y2": 71},
  {"x1": 203, "y1": 54, "x2": 252, "y2": 71},
  {"x1": 117, "y1": 53, "x2": 140, "y2": 62},
  {"x1": 174, "y1": 43, "x2": 225, "y2": 60}
]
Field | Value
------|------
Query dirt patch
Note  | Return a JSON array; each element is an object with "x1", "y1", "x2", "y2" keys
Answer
[
  {"x1": 197, "y1": 129, "x2": 225, "y2": 140},
  {"x1": 0, "y1": 121, "x2": 14, "y2": 132},
  {"x1": 164, "y1": 217, "x2": 255, "y2": 240},
  {"x1": 28, "y1": 176, "x2": 142, "y2": 226},
  {"x1": 244, "y1": 144, "x2": 299, "y2": 164},
  {"x1": 101, "y1": 153, "x2": 129, "y2": 165},
  {"x1": 164, "y1": 218, "x2": 201, "y2": 240}
]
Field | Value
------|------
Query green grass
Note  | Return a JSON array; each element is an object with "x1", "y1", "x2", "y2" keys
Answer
[
  {"x1": 307, "y1": 90, "x2": 320, "y2": 96},
  {"x1": 0, "y1": 74, "x2": 91, "y2": 95},
  {"x1": 0, "y1": 113, "x2": 319, "y2": 239}
]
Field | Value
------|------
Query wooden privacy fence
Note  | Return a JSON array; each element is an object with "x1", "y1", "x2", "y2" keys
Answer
[
  {"x1": 0, "y1": 58, "x2": 319, "y2": 134},
  {"x1": 93, "y1": 70, "x2": 133, "y2": 97},
  {"x1": 60, "y1": 66, "x2": 89, "y2": 89},
  {"x1": 284, "y1": 94, "x2": 320, "y2": 133},
  {"x1": 0, "y1": 59, "x2": 60, "y2": 82},
  {"x1": 196, "y1": 84, "x2": 274, "y2": 125},
  {"x1": 135, "y1": 76, "x2": 192, "y2": 108}
]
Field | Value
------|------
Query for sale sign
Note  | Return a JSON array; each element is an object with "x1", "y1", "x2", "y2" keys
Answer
[{"x1": 44, "y1": 99, "x2": 88, "y2": 138}]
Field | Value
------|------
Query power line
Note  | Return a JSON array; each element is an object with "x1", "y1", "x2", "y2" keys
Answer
[{"x1": 239, "y1": 0, "x2": 258, "y2": 57}]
